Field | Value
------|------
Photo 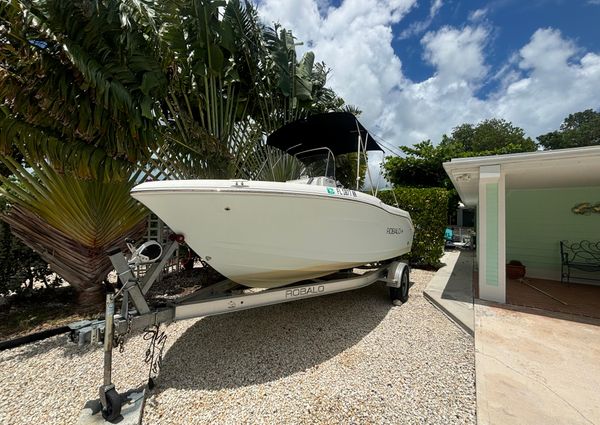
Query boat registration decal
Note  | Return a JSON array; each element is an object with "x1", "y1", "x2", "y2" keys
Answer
[
  {"x1": 286, "y1": 285, "x2": 325, "y2": 298},
  {"x1": 387, "y1": 227, "x2": 404, "y2": 234},
  {"x1": 327, "y1": 187, "x2": 358, "y2": 197}
]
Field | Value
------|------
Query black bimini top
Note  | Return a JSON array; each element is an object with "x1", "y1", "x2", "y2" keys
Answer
[{"x1": 266, "y1": 112, "x2": 382, "y2": 161}]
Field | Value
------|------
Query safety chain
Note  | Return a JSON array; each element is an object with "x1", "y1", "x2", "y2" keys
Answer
[{"x1": 143, "y1": 324, "x2": 167, "y2": 388}]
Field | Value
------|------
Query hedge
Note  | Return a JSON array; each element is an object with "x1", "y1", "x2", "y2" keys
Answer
[{"x1": 377, "y1": 187, "x2": 449, "y2": 267}]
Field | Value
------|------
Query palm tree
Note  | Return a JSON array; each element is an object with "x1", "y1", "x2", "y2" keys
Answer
[
  {"x1": 150, "y1": 0, "x2": 260, "y2": 180},
  {"x1": 0, "y1": 0, "x2": 167, "y2": 179},
  {"x1": 152, "y1": 0, "x2": 352, "y2": 181},
  {"x1": 0, "y1": 0, "x2": 166, "y2": 307},
  {"x1": 0, "y1": 0, "x2": 359, "y2": 308},
  {"x1": 0, "y1": 151, "x2": 147, "y2": 307}
]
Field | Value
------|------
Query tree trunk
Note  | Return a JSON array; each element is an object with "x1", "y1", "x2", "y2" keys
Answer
[{"x1": 74, "y1": 284, "x2": 106, "y2": 311}]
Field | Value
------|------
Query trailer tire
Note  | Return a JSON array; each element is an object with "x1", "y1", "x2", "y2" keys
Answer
[
  {"x1": 389, "y1": 267, "x2": 409, "y2": 303},
  {"x1": 101, "y1": 388, "x2": 122, "y2": 422}
]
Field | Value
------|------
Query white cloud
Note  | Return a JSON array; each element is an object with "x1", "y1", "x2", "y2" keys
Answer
[
  {"x1": 492, "y1": 28, "x2": 600, "y2": 135},
  {"x1": 468, "y1": 8, "x2": 488, "y2": 22},
  {"x1": 258, "y1": 0, "x2": 322, "y2": 42},
  {"x1": 518, "y1": 27, "x2": 576, "y2": 72},
  {"x1": 588, "y1": 0, "x2": 600, "y2": 5},
  {"x1": 422, "y1": 26, "x2": 489, "y2": 82},
  {"x1": 398, "y1": 0, "x2": 444, "y2": 40},
  {"x1": 256, "y1": 0, "x2": 600, "y2": 155},
  {"x1": 429, "y1": 0, "x2": 443, "y2": 16},
  {"x1": 259, "y1": 0, "x2": 416, "y2": 132}
]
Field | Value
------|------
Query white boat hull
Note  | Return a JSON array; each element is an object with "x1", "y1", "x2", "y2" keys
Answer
[{"x1": 131, "y1": 180, "x2": 414, "y2": 288}]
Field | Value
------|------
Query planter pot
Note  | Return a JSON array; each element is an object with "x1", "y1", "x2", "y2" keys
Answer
[{"x1": 506, "y1": 262, "x2": 526, "y2": 280}]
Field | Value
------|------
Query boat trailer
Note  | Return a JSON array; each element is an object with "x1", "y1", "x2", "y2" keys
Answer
[{"x1": 70, "y1": 236, "x2": 410, "y2": 422}]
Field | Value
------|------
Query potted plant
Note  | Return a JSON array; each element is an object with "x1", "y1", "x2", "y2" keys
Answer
[{"x1": 506, "y1": 260, "x2": 526, "y2": 280}]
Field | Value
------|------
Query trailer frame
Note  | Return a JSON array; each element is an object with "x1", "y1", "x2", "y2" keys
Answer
[{"x1": 70, "y1": 238, "x2": 410, "y2": 422}]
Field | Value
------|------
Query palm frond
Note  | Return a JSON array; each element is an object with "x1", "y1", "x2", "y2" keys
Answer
[
  {"x1": 0, "y1": 0, "x2": 167, "y2": 179},
  {"x1": 0, "y1": 146, "x2": 147, "y2": 296}
]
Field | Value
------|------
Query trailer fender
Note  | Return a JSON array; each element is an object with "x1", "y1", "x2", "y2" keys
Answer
[{"x1": 385, "y1": 261, "x2": 409, "y2": 288}]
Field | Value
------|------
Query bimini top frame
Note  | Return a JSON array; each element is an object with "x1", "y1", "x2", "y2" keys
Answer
[{"x1": 266, "y1": 112, "x2": 384, "y2": 191}]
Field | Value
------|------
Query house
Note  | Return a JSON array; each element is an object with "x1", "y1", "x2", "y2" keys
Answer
[{"x1": 443, "y1": 146, "x2": 600, "y2": 306}]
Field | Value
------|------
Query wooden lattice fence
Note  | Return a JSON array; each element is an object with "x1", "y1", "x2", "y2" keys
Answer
[{"x1": 134, "y1": 214, "x2": 184, "y2": 281}]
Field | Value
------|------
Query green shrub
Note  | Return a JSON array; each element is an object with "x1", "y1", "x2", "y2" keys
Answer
[
  {"x1": 0, "y1": 219, "x2": 63, "y2": 296},
  {"x1": 378, "y1": 187, "x2": 449, "y2": 267}
]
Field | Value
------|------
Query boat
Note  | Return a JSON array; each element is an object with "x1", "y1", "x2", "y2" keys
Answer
[{"x1": 131, "y1": 112, "x2": 414, "y2": 288}]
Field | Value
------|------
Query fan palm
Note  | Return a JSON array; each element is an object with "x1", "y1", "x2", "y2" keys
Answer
[
  {"x1": 0, "y1": 0, "x2": 167, "y2": 179},
  {"x1": 0, "y1": 0, "x2": 165, "y2": 307},
  {"x1": 0, "y1": 152, "x2": 147, "y2": 308},
  {"x1": 153, "y1": 0, "x2": 352, "y2": 181}
]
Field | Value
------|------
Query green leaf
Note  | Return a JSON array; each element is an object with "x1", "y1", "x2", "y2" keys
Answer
[
  {"x1": 141, "y1": 72, "x2": 159, "y2": 96},
  {"x1": 141, "y1": 96, "x2": 153, "y2": 119},
  {"x1": 208, "y1": 44, "x2": 224, "y2": 75}
]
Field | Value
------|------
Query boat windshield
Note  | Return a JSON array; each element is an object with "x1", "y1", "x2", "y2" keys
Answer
[{"x1": 292, "y1": 147, "x2": 336, "y2": 181}]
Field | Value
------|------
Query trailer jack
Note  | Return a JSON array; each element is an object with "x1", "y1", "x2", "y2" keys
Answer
[{"x1": 99, "y1": 292, "x2": 120, "y2": 421}]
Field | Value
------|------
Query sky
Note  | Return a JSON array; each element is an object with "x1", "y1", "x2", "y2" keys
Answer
[{"x1": 255, "y1": 0, "x2": 600, "y2": 162}]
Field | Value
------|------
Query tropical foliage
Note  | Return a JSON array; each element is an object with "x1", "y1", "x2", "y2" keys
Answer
[
  {"x1": 0, "y1": 150, "x2": 147, "y2": 307},
  {"x1": 0, "y1": 0, "x2": 166, "y2": 180},
  {"x1": 384, "y1": 140, "x2": 456, "y2": 190},
  {"x1": 0, "y1": 0, "x2": 357, "y2": 307},
  {"x1": 446, "y1": 119, "x2": 537, "y2": 155},
  {"x1": 384, "y1": 118, "x2": 537, "y2": 189},
  {"x1": 0, "y1": 0, "x2": 164, "y2": 306},
  {"x1": 537, "y1": 109, "x2": 600, "y2": 150},
  {"x1": 151, "y1": 0, "x2": 351, "y2": 181}
]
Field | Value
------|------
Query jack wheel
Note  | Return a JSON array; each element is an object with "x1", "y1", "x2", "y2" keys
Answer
[
  {"x1": 101, "y1": 388, "x2": 122, "y2": 422},
  {"x1": 389, "y1": 267, "x2": 409, "y2": 303}
]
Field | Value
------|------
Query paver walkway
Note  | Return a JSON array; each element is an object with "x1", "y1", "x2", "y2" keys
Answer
[
  {"x1": 424, "y1": 250, "x2": 474, "y2": 335},
  {"x1": 475, "y1": 303, "x2": 600, "y2": 425},
  {"x1": 425, "y1": 249, "x2": 600, "y2": 425}
]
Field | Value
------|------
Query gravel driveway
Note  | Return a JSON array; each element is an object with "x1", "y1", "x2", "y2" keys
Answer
[{"x1": 0, "y1": 269, "x2": 475, "y2": 424}]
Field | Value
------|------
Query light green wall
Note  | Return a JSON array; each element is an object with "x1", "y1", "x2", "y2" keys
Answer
[
  {"x1": 485, "y1": 183, "x2": 499, "y2": 286},
  {"x1": 506, "y1": 186, "x2": 600, "y2": 281}
]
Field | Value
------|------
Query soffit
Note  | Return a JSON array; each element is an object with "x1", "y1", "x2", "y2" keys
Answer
[{"x1": 443, "y1": 146, "x2": 600, "y2": 207}]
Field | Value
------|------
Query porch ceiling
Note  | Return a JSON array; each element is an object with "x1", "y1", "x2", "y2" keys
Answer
[{"x1": 443, "y1": 146, "x2": 600, "y2": 207}]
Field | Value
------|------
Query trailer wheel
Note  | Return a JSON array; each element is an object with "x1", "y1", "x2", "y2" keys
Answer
[
  {"x1": 101, "y1": 388, "x2": 122, "y2": 422},
  {"x1": 389, "y1": 267, "x2": 409, "y2": 303}
]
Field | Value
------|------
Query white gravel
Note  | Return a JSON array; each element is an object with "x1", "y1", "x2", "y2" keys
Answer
[{"x1": 0, "y1": 269, "x2": 475, "y2": 424}]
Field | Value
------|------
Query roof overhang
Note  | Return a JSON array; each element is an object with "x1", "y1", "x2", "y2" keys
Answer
[{"x1": 443, "y1": 146, "x2": 600, "y2": 207}]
